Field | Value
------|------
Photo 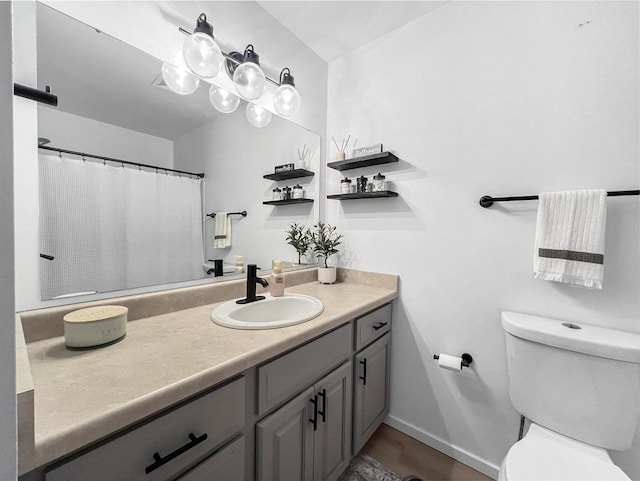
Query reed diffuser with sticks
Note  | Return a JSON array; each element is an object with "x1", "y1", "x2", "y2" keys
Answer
[
  {"x1": 331, "y1": 135, "x2": 351, "y2": 161},
  {"x1": 296, "y1": 144, "x2": 313, "y2": 169}
]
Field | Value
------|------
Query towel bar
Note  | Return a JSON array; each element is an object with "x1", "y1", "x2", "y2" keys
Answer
[
  {"x1": 479, "y1": 190, "x2": 639, "y2": 208},
  {"x1": 206, "y1": 211, "x2": 247, "y2": 218}
]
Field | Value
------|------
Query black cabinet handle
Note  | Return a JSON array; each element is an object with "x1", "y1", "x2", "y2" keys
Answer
[
  {"x1": 318, "y1": 389, "x2": 327, "y2": 423},
  {"x1": 372, "y1": 322, "x2": 388, "y2": 331},
  {"x1": 309, "y1": 395, "x2": 318, "y2": 431},
  {"x1": 360, "y1": 359, "x2": 367, "y2": 386},
  {"x1": 145, "y1": 432, "x2": 208, "y2": 475}
]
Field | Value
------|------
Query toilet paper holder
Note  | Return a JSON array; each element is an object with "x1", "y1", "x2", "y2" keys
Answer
[{"x1": 433, "y1": 353, "x2": 473, "y2": 368}]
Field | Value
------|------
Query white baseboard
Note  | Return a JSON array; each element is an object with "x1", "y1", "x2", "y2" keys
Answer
[{"x1": 385, "y1": 414, "x2": 500, "y2": 480}]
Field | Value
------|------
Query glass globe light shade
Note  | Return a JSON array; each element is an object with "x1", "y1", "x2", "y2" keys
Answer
[
  {"x1": 233, "y1": 62, "x2": 267, "y2": 100},
  {"x1": 245, "y1": 103, "x2": 272, "y2": 128},
  {"x1": 273, "y1": 84, "x2": 301, "y2": 117},
  {"x1": 209, "y1": 85, "x2": 240, "y2": 113},
  {"x1": 161, "y1": 62, "x2": 199, "y2": 96},
  {"x1": 183, "y1": 32, "x2": 223, "y2": 79}
]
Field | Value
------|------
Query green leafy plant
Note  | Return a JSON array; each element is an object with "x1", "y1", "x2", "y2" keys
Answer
[
  {"x1": 285, "y1": 222, "x2": 312, "y2": 264},
  {"x1": 312, "y1": 222, "x2": 343, "y2": 268}
]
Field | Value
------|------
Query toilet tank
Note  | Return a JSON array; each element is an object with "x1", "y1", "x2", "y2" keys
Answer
[{"x1": 502, "y1": 311, "x2": 640, "y2": 451}]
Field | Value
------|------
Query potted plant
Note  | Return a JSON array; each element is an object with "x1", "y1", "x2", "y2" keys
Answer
[
  {"x1": 285, "y1": 222, "x2": 312, "y2": 265},
  {"x1": 312, "y1": 222, "x2": 343, "y2": 284}
]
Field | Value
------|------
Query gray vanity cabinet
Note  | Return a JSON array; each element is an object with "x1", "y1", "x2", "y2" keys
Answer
[
  {"x1": 175, "y1": 435, "x2": 245, "y2": 481},
  {"x1": 352, "y1": 333, "x2": 391, "y2": 454},
  {"x1": 44, "y1": 377, "x2": 245, "y2": 481},
  {"x1": 256, "y1": 361, "x2": 352, "y2": 481},
  {"x1": 312, "y1": 361, "x2": 353, "y2": 481}
]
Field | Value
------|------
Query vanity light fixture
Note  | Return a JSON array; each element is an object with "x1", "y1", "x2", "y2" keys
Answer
[
  {"x1": 182, "y1": 13, "x2": 223, "y2": 79},
  {"x1": 209, "y1": 85, "x2": 240, "y2": 113},
  {"x1": 272, "y1": 68, "x2": 300, "y2": 117},
  {"x1": 232, "y1": 44, "x2": 267, "y2": 100},
  {"x1": 245, "y1": 103, "x2": 272, "y2": 128},
  {"x1": 161, "y1": 62, "x2": 200, "y2": 95},
  {"x1": 176, "y1": 19, "x2": 302, "y2": 125}
]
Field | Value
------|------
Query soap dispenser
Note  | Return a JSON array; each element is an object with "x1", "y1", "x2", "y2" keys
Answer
[{"x1": 270, "y1": 260, "x2": 285, "y2": 297}]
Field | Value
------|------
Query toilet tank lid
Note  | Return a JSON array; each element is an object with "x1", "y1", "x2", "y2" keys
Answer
[{"x1": 501, "y1": 311, "x2": 640, "y2": 363}]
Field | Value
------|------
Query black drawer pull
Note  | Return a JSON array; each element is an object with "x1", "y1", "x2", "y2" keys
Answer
[
  {"x1": 318, "y1": 389, "x2": 327, "y2": 423},
  {"x1": 145, "y1": 432, "x2": 208, "y2": 475},
  {"x1": 372, "y1": 322, "x2": 388, "y2": 331},
  {"x1": 360, "y1": 359, "x2": 367, "y2": 385},
  {"x1": 309, "y1": 395, "x2": 319, "y2": 431}
]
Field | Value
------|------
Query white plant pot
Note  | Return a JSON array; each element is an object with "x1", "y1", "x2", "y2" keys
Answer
[{"x1": 318, "y1": 267, "x2": 337, "y2": 284}]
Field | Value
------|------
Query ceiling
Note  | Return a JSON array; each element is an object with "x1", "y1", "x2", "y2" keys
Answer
[{"x1": 258, "y1": 1, "x2": 449, "y2": 62}]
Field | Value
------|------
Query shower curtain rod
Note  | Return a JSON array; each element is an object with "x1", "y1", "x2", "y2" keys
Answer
[{"x1": 38, "y1": 145, "x2": 205, "y2": 178}]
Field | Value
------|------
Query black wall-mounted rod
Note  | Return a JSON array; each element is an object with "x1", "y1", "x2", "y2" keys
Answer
[
  {"x1": 39, "y1": 145, "x2": 205, "y2": 178},
  {"x1": 206, "y1": 211, "x2": 247, "y2": 218},
  {"x1": 14, "y1": 83, "x2": 58, "y2": 106},
  {"x1": 479, "y1": 189, "x2": 639, "y2": 208}
]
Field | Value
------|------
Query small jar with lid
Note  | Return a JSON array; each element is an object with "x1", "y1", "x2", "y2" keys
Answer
[
  {"x1": 373, "y1": 173, "x2": 386, "y2": 192},
  {"x1": 292, "y1": 184, "x2": 304, "y2": 199},
  {"x1": 341, "y1": 177, "x2": 352, "y2": 194},
  {"x1": 357, "y1": 175, "x2": 368, "y2": 193},
  {"x1": 272, "y1": 187, "x2": 282, "y2": 201},
  {"x1": 283, "y1": 186, "x2": 292, "y2": 200}
]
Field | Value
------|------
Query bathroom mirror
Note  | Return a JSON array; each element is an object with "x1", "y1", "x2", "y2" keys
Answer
[{"x1": 36, "y1": 4, "x2": 320, "y2": 300}]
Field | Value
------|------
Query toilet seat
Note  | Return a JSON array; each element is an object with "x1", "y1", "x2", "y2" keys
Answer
[{"x1": 500, "y1": 424, "x2": 629, "y2": 481}]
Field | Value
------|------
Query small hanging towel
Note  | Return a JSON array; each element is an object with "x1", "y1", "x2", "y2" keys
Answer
[
  {"x1": 213, "y1": 212, "x2": 232, "y2": 248},
  {"x1": 534, "y1": 189, "x2": 607, "y2": 289}
]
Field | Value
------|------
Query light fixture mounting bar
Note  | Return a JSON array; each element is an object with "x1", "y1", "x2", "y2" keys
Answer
[{"x1": 178, "y1": 27, "x2": 279, "y2": 86}]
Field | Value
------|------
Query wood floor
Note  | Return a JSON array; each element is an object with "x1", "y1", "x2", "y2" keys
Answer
[{"x1": 362, "y1": 424, "x2": 493, "y2": 481}]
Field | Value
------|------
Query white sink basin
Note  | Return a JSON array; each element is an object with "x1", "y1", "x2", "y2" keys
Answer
[{"x1": 211, "y1": 294, "x2": 324, "y2": 330}]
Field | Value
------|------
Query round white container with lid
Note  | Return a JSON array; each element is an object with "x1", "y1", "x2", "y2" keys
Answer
[{"x1": 63, "y1": 305, "x2": 128, "y2": 349}]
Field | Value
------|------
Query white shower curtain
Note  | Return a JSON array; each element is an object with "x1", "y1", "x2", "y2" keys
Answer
[{"x1": 39, "y1": 153, "x2": 204, "y2": 299}]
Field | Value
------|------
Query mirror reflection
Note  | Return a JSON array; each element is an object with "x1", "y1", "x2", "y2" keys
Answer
[{"x1": 36, "y1": 4, "x2": 320, "y2": 300}]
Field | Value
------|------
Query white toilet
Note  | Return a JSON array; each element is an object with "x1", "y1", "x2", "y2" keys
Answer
[{"x1": 499, "y1": 311, "x2": 640, "y2": 481}]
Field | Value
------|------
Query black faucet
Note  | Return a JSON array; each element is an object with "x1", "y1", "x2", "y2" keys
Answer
[{"x1": 237, "y1": 264, "x2": 269, "y2": 304}]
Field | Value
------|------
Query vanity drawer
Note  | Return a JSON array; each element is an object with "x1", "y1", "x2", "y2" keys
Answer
[
  {"x1": 355, "y1": 304, "x2": 392, "y2": 351},
  {"x1": 176, "y1": 435, "x2": 244, "y2": 481},
  {"x1": 257, "y1": 323, "x2": 352, "y2": 415},
  {"x1": 45, "y1": 376, "x2": 245, "y2": 481}
]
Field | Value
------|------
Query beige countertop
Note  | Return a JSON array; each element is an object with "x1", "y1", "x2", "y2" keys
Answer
[{"x1": 19, "y1": 270, "x2": 397, "y2": 472}]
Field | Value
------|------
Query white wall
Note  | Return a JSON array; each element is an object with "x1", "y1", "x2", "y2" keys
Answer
[
  {"x1": 326, "y1": 1, "x2": 639, "y2": 478},
  {"x1": 0, "y1": 2, "x2": 17, "y2": 480},
  {"x1": 174, "y1": 106, "x2": 320, "y2": 270},
  {"x1": 15, "y1": 1, "x2": 328, "y2": 311},
  {"x1": 38, "y1": 108, "x2": 174, "y2": 168}
]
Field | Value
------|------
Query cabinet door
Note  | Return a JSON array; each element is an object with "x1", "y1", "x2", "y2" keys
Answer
[
  {"x1": 313, "y1": 361, "x2": 352, "y2": 481},
  {"x1": 256, "y1": 387, "x2": 315, "y2": 481},
  {"x1": 352, "y1": 333, "x2": 390, "y2": 454}
]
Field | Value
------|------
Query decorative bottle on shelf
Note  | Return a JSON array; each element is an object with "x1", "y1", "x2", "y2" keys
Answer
[
  {"x1": 357, "y1": 175, "x2": 368, "y2": 193},
  {"x1": 341, "y1": 177, "x2": 351, "y2": 194},
  {"x1": 235, "y1": 255, "x2": 244, "y2": 274},
  {"x1": 373, "y1": 173, "x2": 386, "y2": 192},
  {"x1": 270, "y1": 260, "x2": 285, "y2": 297},
  {"x1": 292, "y1": 184, "x2": 303, "y2": 199}
]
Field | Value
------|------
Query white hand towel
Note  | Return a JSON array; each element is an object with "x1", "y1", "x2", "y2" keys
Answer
[
  {"x1": 213, "y1": 212, "x2": 232, "y2": 248},
  {"x1": 534, "y1": 189, "x2": 607, "y2": 289}
]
